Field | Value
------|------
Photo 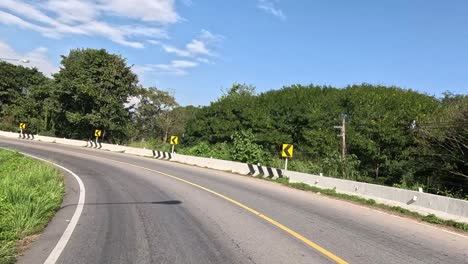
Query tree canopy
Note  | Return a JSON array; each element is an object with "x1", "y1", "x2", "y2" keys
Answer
[
  {"x1": 53, "y1": 48, "x2": 139, "y2": 140},
  {"x1": 183, "y1": 84, "x2": 467, "y2": 197}
]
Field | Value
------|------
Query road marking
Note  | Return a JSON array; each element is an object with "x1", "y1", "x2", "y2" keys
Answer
[
  {"x1": 360, "y1": 205, "x2": 468, "y2": 239},
  {"x1": 4, "y1": 140, "x2": 468, "y2": 244},
  {"x1": 2, "y1": 143, "x2": 347, "y2": 263},
  {"x1": 42, "y1": 161, "x2": 85, "y2": 264},
  {"x1": 58, "y1": 151, "x2": 348, "y2": 264},
  {"x1": 4, "y1": 149, "x2": 87, "y2": 264}
]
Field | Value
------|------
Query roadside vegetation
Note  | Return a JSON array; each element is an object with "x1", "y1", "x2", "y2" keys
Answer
[
  {"x1": 0, "y1": 48, "x2": 466, "y2": 199},
  {"x1": 0, "y1": 149, "x2": 64, "y2": 264}
]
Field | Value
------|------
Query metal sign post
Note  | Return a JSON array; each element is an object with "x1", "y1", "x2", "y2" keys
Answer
[{"x1": 284, "y1": 158, "x2": 288, "y2": 171}]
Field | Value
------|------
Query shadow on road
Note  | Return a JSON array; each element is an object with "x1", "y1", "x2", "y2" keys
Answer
[{"x1": 60, "y1": 200, "x2": 182, "y2": 209}]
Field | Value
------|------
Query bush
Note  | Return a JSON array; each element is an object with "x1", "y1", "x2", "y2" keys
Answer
[
  {"x1": 230, "y1": 130, "x2": 266, "y2": 164},
  {"x1": 422, "y1": 214, "x2": 443, "y2": 224},
  {"x1": 180, "y1": 142, "x2": 214, "y2": 158}
]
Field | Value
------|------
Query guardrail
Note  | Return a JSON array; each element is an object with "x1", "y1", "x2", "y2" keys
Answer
[{"x1": 1, "y1": 130, "x2": 467, "y2": 224}]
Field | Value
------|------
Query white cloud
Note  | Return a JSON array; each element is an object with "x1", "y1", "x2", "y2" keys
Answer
[
  {"x1": 197, "y1": 58, "x2": 211, "y2": 64},
  {"x1": 43, "y1": 0, "x2": 98, "y2": 24},
  {"x1": 148, "y1": 40, "x2": 162, "y2": 45},
  {"x1": 257, "y1": 0, "x2": 286, "y2": 20},
  {"x1": 120, "y1": 25, "x2": 167, "y2": 39},
  {"x1": 186, "y1": 39, "x2": 211, "y2": 56},
  {"x1": 155, "y1": 60, "x2": 198, "y2": 75},
  {"x1": 199, "y1": 29, "x2": 224, "y2": 42},
  {"x1": 0, "y1": 11, "x2": 54, "y2": 36},
  {"x1": 169, "y1": 60, "x2": 198, "y2": 68},
  {"x1": 135, "y1": 59, "x2": 198, "y2": 77},
  {"x1": 0, "y1": 41, "x2": 58, "y2": 76},
  {"x1": 160, "y1": 30, "x2": 222, "y2": 58},
  {"x1": 0, "y1": 0, "x2": 61, "y2": 27},
  {"x1": 97, "y1": 0, "x2": 180, "y2": 23},
  {"x1": 0, "y1": 0, "x2": 177, "y2": 48},
  {"x1": 77, "y1": 21, "x2": 145, "y2": 48},
  {"x1": 141, "y1": 30, "x2": 222, "y2": 77},
  {"x1": 162, "y1": 45, "x2": 191, "y2": 57}
]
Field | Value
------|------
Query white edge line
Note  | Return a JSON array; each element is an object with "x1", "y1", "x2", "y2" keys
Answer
[
  {"x1": 308, "y1": 190, "x2": 468, "y2": 239},
  {"x1": 3, "y1": 144, "x2": 467, "y2": 242},
  {"x1": 17, "y1": 152, "x2": 86, "y2": 264},
  {"x1": 361, "y1": 204, "x2": 468, "y2": 239}
]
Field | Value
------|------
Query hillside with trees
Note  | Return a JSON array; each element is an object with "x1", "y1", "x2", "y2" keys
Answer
[{"x1": 0, "y1": 49, "x2": 466, "y2": 198}]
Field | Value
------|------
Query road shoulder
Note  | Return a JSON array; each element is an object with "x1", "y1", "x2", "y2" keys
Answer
[{"x1": 17, "y1": 166, "x2": 81, "y2": 264}]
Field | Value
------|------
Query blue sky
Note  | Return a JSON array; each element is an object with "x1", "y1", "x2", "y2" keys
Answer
[{"x1": 1, "y1": 0, "x2": 467, "y2": 106}]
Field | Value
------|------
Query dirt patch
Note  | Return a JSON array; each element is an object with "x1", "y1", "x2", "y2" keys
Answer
[{"x1": 16, "y1": 234, "x2": 40, "y2": 256}]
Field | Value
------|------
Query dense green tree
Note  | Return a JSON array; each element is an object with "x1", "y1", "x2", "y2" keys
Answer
[
  {"x1": 185, "y1": 84, "x2": 257, "y2": 144},
  {"x1": 53, "y1": 48, "x2": 138, "y2": 141},
  {"x1": 413, "y1": 94, "x2": 468, "y2": 196},
  {"x1": 341, "y1": 84, "x2": 439, "y2": 184},
  {"x1": 0, "y1": 62, "x2": 48, "y2": 110},
  {"x1": 134, "y1": 87, "x2": 178, "y2": 142},
  {"x1": 0, "y1": 62, "x2": 53, "y2": 133},
  {"x1": 184, "y1": 83, "x2": 465, "y2": 195}
]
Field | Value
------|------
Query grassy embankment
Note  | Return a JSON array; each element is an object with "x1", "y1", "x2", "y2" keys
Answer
[{"x1": 0, "y1": 149, "x2": 64, "y2": 264}]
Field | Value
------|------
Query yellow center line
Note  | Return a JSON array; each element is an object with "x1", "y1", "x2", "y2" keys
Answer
[{"x1": 25, "y1": 144, "x2": 349, "y2": 264}]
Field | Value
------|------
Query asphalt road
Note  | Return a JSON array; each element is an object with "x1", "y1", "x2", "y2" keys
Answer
[{"x1": 1, "y1": 137, "x2": 468, "y2": 264}]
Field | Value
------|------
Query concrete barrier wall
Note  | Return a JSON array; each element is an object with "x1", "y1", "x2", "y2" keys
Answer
[
  {"x1": 35, "y1": 135, "x2": 57, "y2": 143},
  {"x1": 100, "y1": 143, "x2": 127, "y2": 152},
  {"x1": 171, "y1": 153, "x2": 256, "y2": 175},
  {"x1": 169, "y1": 153, "x2": 283, "y2": 178},
  {"x1": 0, "y1": 131, "x2": 19, "y2": 138},
  {"x1": 54, "y1": 138, "x2": 88, "y2": 147},
  {"x1": 1, "y1": 130, "x2": 467, "y2": 223},
  {"x1": 285, "y1": 170, "x2": 468, "y2": 223},
  {"x1": 123, "y1": 146, "x2": 154, "y2": 157}
]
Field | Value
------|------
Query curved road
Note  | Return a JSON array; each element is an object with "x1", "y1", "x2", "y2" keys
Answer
[{"x1": 1, "y1": 138, "x2": 467, "y2": 264}]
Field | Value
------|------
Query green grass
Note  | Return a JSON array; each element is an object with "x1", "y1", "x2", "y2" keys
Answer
[
  {"x1": 268, "y1": 177, "x2": 468, "y2": 233},
  {"x1": 0, "y1": 149, "x2": 64, "y2": 264}
]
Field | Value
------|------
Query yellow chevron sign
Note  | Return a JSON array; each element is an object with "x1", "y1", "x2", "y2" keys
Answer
[
  {"x1": 19, "y1": 123, "x2": 27, "y2": 129},
  {"x1": 170, "y1": 136, "x2": 179, "y2": 145},
  {"x1": 94, "y1": 129, "x2": 102, "y2": 137},
  {"x1": 282, "y1": 144, "x2": 293, "y2": 158}
]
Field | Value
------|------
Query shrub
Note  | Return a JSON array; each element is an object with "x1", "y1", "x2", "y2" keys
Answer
[{"x1": 230, "y1": 130, "x2": 266, "y2": 164}]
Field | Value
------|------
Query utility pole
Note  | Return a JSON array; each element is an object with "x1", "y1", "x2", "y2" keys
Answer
[
  {"x1": 341, "y1": 115, "x2": 346, "y2": 160},
  {"x1": 333, "y1": 114, "x2": 347, "y2": 161}
]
